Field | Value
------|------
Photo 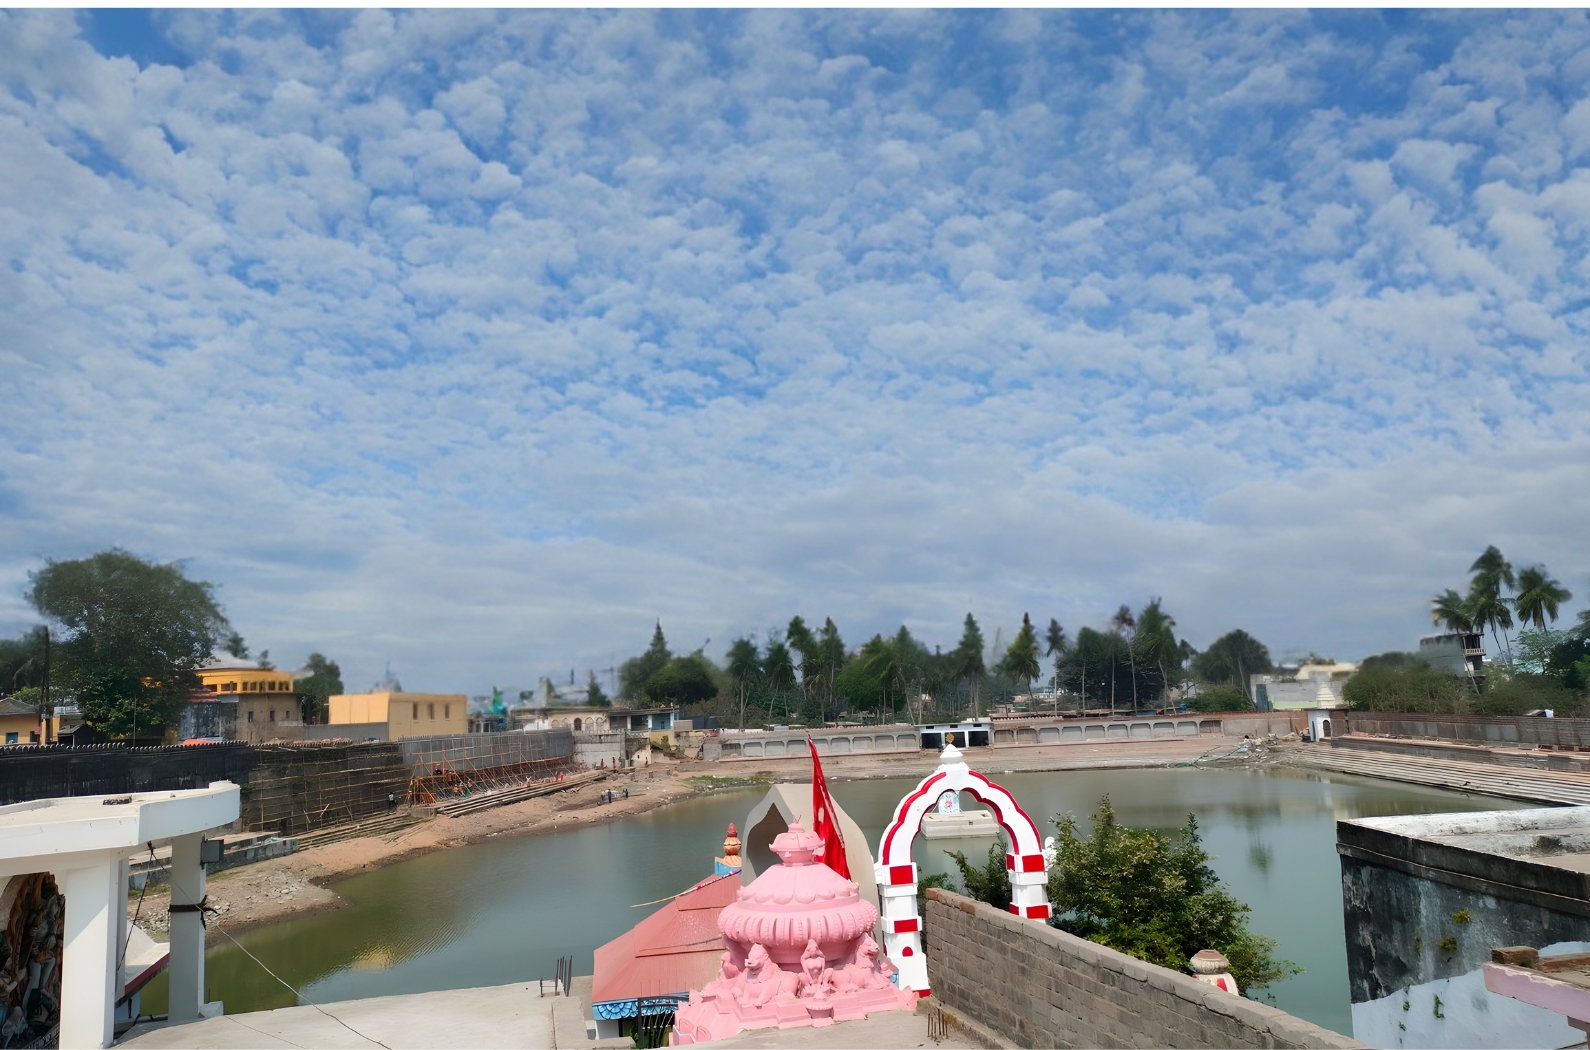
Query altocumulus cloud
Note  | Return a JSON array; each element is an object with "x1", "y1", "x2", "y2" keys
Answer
[{"x1": 1, "y1": 10, "x2": 1587, "y2": 691}]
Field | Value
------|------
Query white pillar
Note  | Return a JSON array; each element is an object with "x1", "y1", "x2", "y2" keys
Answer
[
  {"x1": 167, "y1": 833, "x2": 207, "y2": 1023},
  {"x1": 61, "y1": 862, "x2": 119, "y2": 1050}
]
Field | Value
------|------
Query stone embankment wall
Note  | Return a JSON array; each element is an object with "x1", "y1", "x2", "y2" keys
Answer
[
  {"x1": 1343, "y1": 710, "x2": 1590, "y2": 748},
  {"x1": 923, "y1": 888, "x2": 1361, "y2": 1050}
]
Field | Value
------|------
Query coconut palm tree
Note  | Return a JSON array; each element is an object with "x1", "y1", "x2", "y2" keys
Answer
[
  {"x1": 1111, "y1": 604, "x2": 1138, "y2": 712},
  {"x1": 1514, "y1": 566, "x2": 1573, "y2": 631},
  {"x1": 1469, "y1": 546, "x2": 1517, "y2": 662},
  {"x1": 1430, "y1": 589, "x2": 1475, "y2": 633},
  {"x1": 1133, "y1": 599, "x2": 1181, "y2": 705},
  {"x1": 726, "y1": 636, "x2": 760, "y2": 731},
  {"x1": 1045, "y1": 619, "x2": 1068, "y2": 716},
  {"x1": 1000, "y1": 614, "x2": 1042, "y2": 702}
]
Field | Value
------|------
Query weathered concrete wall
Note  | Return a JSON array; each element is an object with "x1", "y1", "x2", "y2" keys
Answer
[
  {"x1": 573, "y1": 730, "x2": 625, "y2": 768},
  {"x1": 923, "y1": 888, "x2": 1360, "y2": 1049},
  {"x1": 719, "y1": 726, "x2": 919, "y2": 759},
  {"x1": 1343, "y1": 710, "x2": 1590, "y2": 748},
  {"x1": 1339, "y1": 809, "x2": 1590, "y2": 1048}
]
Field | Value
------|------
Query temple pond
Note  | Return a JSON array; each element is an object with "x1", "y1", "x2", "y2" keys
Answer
[{"x1": 140, "y1": 765, "x2": 1521, "y2": 1036}]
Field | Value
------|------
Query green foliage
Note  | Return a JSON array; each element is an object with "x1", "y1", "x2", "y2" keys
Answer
[
  {"x1": 1048, "y1": 796, "x2": 1300, "y2": 995},
  {"x1": 643, "y1": 655, "x2": 718, "y2": 707},
  {"x1": 1189, "y1": 630, "x2": 1272, "y2": 687},
  {"x1": 1058, "y1": 627, "x2": 1134, "y2": 711},
  {"x1": 29, "y1": 549, "x2": 232, "y2": 737},
  {"x1": 1471, "y1": 673, "x2": 1576, "y2": 716},
  {"x1": 1451, "y1": 910, "x2": 1471, "y2": 924},
  {"x1": 1343, "y1": 664, "x2": 1466, "y2": 713},
  {"x1": 586, "y1": 671, "x2": 611, "y2": 707},
  {"x1": 0, "y1": 628, "x2": 47, "y2": 696},
  {"x1": 952, "y1": 614, "x2": 986, "y2": 712},
  {"x1": 1133, "y1": 599, "x2": 1183, "y2": 702},
  {"x1": 917, "y1": 872, "x2": 954, "y2": 947},
  {"x1": 998, "y1": 613, "x2": 1042, "y2": 693},
  {"x1": 1186, "y1": 686, "x2": 1254, "y2": 713},
  {"x1": 293, "y1": 652, "x2": 343, "y2": 719},
  {"x1": 1514, "y1": 567, "x2": 1572, "y2": 632},
  {"x1": 620, "y1": 621, "x2": 672, "y2": 700},
  {"x1": 944, "y1": 836, "x2": 1013, "y2": 912},
  {"x1": 1359, "y1": 652, "x2": 1428, "y2": 672}
]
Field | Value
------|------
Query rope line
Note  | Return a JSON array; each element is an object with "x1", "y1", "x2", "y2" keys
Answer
[{"x1": 152, "y1": 852, "x2": 392, "y2": 1050}]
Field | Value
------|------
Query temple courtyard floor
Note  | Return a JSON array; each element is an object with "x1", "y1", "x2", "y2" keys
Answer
[{"x1": 116, "y1": 978, "x2": 974, "y2": 1049}]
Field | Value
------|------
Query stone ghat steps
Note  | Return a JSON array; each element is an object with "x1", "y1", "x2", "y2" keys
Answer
[
  {"x1": 294, "y1": 811, "x2": 426, "y2": 849},
  {"x1": 435, "y1": 769, "x2": 606, "y2": 818},
  {"x1": 1292, "y1": 746, "x2": 1590, "y2": 806}
]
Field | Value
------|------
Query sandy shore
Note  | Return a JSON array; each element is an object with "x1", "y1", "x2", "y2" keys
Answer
[{"x1": 129, "y1": 736, "x2": 1217, "y2": 944}]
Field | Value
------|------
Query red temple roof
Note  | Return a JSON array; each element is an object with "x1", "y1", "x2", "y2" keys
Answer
[{"x1": 592, "y1": 872, "x2": 740, "y2": 1005}]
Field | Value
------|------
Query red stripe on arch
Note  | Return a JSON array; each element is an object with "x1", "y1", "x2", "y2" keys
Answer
[{"x1": 880, "y1": 771, "x2": 947, "y2": 863}]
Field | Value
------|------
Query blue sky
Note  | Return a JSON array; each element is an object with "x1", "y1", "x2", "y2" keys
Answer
[{"x1": 1, "y1": 10, "x2": 1587, "y2": 694}]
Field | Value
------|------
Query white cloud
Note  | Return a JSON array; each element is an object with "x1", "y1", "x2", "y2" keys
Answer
[{"x1": 0, "y1": 10, "x2": 1587, "y2": 693}]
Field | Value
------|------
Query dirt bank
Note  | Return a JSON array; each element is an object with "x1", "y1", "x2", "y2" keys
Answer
[{"x1": 129, "y1": 736, "x2": 1217, "y2": 944}]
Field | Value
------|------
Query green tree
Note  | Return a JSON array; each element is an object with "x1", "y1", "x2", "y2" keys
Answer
[
  {"x1": 1133, "y1": 599, "x2": 1181, "y2": 704},
  {"x1": 725, "y1": 636, "x2": 761, "y2": 731},
  {"x1": 1429, "y1": 589, "x2": 1475, "y2": 633},
  {"x1": 1342, "y1": 663, "x2": 1465, "y2": 713},
  {"x1": 29, "y1": 549, "x2": 233, "y2": 738},
  {"x1": 1186, "y1": 686, "x2": 1254, "y2": 713},
  {"x1": 1111, "y1": 605, "x2": 1140, "y2": 712},
  {"x1": 643, "y1": 655, "x2": 718, "y2": 707},
  {"x1": 1514, "y1": 566, "x2": 1572, "y2": 631},
  {"x1": 0, "y1": 628, "x2": 47, "y2": 696},
  {"x1": 1060, "y1": 627, "x2": 1130, "y2": 714},
  {"x1": 999, "y1": 613, "x2": 1042, "y2": 699},
  {"x1": 1049, "y1": 796, "x2": 1300, "y2": 995},
  {"x1": 1189, "y1": 630, "x2": 1272, "y2": 698},
  {"x1": 620, "y1": 621, "x2": 672, "y2": 700},
  {"x1": 293, "y1": 652, "x2": 344, "y2": 723},
  {"x1": 1467, "y1": 546, "x2": 1517, "y2": 663},
  {"x1": 816, "y1": 618, "x2": 847, "y2": 718},
  {"x1": 586, "y1": 670, "x2": 611, "y2": 707},
  {"x1": 952, "y1": 614, "x2": 986, "y2": 717},
  {"x1": 944, "y1": 834, "x2": 1013, "y2": 912}
]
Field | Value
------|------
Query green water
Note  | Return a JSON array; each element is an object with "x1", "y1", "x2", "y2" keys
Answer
[{"x1": 140, "y1": 766, "x2": 1521, "y2": 1036}]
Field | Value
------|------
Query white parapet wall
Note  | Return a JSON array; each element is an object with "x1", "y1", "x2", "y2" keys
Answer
[{"x1": 0, "y1": 782, "x2": 240, "y2": 1049}]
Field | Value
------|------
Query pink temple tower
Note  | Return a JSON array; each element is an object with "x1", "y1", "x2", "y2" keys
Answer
[{"x1": 670, "y1": 821, "x2": 916, "y2": 1044}]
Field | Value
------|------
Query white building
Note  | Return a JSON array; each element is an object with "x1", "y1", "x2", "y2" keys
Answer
[
  {"x1": 1419, "y1": 632, "x2": 1486, "y2": 678},
  {"x1": 1251, "y1": 661, "x2": 1357, "y2": 710}
]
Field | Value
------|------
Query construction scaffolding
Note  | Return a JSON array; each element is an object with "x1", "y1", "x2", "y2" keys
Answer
[
  {"x1": 242, "y1": 741, "x2": 412, "y2": 834},
  {"x1": 404, "y1": 730, "x2": 577, "y2": 805}
]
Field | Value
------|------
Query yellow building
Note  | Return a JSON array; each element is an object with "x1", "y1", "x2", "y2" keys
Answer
[
  {"x1": 0, "y1": 697, "x2": 58, "y2": 745},
  {"x1": 329, "y1": 692, "x2": 467, "y2": 740},
  {"x1": 196, "y1": 660, "x2": 297, "y2": 698}
]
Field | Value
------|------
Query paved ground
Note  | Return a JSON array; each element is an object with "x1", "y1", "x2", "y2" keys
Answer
[
  {"x1": 695, "y1": 1007, "x2": 975, "y2": 1048},
  {"x1": 118, "y1": 982, "x2": 573, "y2": 1049}
]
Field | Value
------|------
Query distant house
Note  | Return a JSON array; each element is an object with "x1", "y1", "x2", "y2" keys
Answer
[
  {"x1": 0, "y1": 696, "x2": 57, "y2": 745},
  {"x1": 329, "y1": 691, "x2": 467, "y2": 740},
  {"x1": 1250, "y1": 660, "x2": 1358, "y2": 710},
  {"x1": 1419, "y1": 632, "x2": 1486, "y2": 678},
  {"x1": 193, "y1": 657, "x2": 303, "y2": 743}
]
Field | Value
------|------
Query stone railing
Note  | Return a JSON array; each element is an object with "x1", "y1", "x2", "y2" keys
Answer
[{"x1": 923, "y1": 888, "x2": 1362, "y2": 1049}]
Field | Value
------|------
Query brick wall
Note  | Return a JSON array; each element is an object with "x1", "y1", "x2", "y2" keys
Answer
[{"x1": 923, "y1": 888, "x2": 1362, "y2": 1049}]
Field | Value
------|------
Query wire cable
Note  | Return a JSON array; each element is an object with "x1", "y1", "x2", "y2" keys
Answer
[{"x1": 149, "y1": 852, "x2": 392, "y2": 1050}]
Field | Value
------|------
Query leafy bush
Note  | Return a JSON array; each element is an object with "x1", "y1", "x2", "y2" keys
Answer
[
  {"x1": 1342, "y1": 664, "x2": 1467, "y2": 712},
  {"x1": 1186, "y1": 686, "x2": 1253, "y2": 713},
  {"x1": 1047, "y1": 796, "x2": 1300, "y2": 995},
  {"x1": 943, "y1": 836, "x2": 1013, "y2": 912},
  {"x1": 1470, "y1": 672, "x2": 1576, "y2": 716}
]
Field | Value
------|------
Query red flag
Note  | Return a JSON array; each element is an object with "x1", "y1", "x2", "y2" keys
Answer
[{"x1": 808, "y1": 737, "x2": 850, "y2": 879}]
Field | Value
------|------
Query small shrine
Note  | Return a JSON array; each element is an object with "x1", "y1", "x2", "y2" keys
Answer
[
  {"x1": 714, "y1": 823, "x2": 742, "y2": 877},
  {"x1": 670, "y1": 821, "x2": 916, "y2": 1044}
]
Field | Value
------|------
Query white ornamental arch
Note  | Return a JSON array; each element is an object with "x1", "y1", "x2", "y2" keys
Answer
[{"x1": 872, "y1": 743, "x2": 1051, "y2": 994}]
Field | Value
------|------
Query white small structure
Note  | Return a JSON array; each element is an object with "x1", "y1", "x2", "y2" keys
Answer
[
  {"x1": 0, "y1": 782, "x2": 239, "y2": 1048},
  {"x1": 874, "y1": 744, "x2": 1049, "y2": 994}
]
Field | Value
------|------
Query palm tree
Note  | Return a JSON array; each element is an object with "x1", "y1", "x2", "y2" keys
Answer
[
  {"x1": 1045, "y1": 619, "x2": 1068, "y2": 716},
  {"x1": 1111, "y1": 604, "x2": 1138, "y2": 713},
  {"x1": 999, "y1": 614, "x2": 1042, "y2": 702},
  {"x1": 1133, "y1": 599, "x2": 1180, "y2": 706},
  {"x1": 1469, "y1": 547, "x2": 1517, "y2": 662},
  {"x1": 763, "y1": 636, "x2": 796, "y2": 722},
  {"x1": 1514, "y1": 566, "x2": 1573, "y2": 631},
  {"x1": 726, "y1": 637, "x2": 760, "y2": 731},
  {"x1": 1430, "y1": 589, "x2": 1475, "y2": 633}
]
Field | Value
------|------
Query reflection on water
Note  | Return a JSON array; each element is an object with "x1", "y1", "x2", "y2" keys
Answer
[{"x1": 143, "y1": 766, "x2": 1519, "y2": 1037}]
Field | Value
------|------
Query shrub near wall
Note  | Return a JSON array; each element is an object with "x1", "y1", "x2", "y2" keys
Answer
[{"x1": 923, "y1": 888, "x2": 1361, "y2": 1050}]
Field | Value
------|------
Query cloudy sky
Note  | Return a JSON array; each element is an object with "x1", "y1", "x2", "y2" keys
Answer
[{"x1": 2, "y1": 10, "x2": 1587, "y2": 695}]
